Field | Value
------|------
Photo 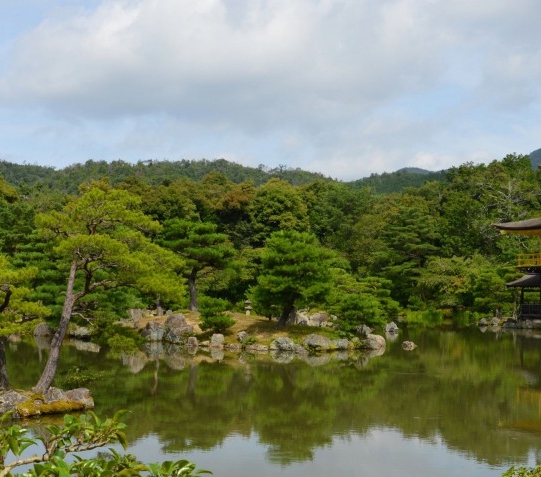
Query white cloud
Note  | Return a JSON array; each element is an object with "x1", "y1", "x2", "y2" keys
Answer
[{"x1": 0, "y1": 0, "x2": 540, "y2": 180}]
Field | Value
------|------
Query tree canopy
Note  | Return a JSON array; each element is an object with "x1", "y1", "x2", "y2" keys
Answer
[{"x1": 32, "y1": 180, "x2": 185, "y2": 393}]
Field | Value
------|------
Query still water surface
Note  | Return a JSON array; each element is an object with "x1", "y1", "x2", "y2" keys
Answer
[{"x1": 8, "y1": 327, "x2": 541, "y2": 477}]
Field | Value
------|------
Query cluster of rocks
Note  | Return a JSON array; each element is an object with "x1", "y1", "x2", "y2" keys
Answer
[
  {"x1": 0, "y1": 387, "x2": 94, "y2": 418},
  {"x1": 137, "y1": 315, "x2": 417, "y2": 358},
  {"x1": 34, "y1": 321, "x2": 95, "y2": 341},
  {"x1": 292, "y1": 310, "x2": 334, "y2": 327},
  {"x1": 478, "y1": 317, "x2": 541, "y2": 330},
  {"x1": 140, "y1": 313, "x2": 195, "y2": 343}
]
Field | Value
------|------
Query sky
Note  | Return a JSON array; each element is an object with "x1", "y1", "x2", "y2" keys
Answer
[{"x1": 0, "y1": 0, "x2": 540, "y2": 181}]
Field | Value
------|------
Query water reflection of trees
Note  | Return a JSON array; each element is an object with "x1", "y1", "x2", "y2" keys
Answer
[{"x1": 7, "y1": 329, "x2": 541, "y2": 467}]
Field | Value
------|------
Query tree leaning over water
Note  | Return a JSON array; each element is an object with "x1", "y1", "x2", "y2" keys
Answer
[{"x1": 32, "y1": 180, "x2": 185, "y2": 394}]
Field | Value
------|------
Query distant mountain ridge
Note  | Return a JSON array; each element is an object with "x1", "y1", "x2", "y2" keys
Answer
[
  {"x1": 0, "y1": 158, "x2": 332, "y2": 194},
  {"x1": 396, "y1": 167, "x2": 433, "y2": 175},
  {"x1": 352, "y1": 167, "x2": 445, "y2": 193},
  {"x1": 1, "y1": 150, "x2": 538, "y2": 196},
  {"x1": 0, "y1": 158, "x2": 443, "y2": 195},
  {"x1": 529, "y1": 148, "x2": 541, "y2": 170}
]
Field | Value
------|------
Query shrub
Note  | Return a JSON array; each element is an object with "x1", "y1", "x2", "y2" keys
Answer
[
  {"x1": 0, "y1": 410, "x2": 211, "y2": 477},
  {"x1": 199, "y1": 297, "x2": 236, "y2": 334},
  {"x1": 501, "y1": 467, "x2": 541, "y2": 477}
]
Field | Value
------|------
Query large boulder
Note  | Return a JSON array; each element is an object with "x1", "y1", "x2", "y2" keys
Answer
[
  {"x1": 69, "y1": 326, "x2": 94, "y2": 340},
  {"x1": 140, "y1": 322, "x2": 164, "y2": 341},
  {"x1": 360, "y1": 334, "x2": 386, "y2": 351},
  {"x1": 63, "y1": 388, "x2": 95, "y2": 409},
  {"x1": 210, "y1": 334, "x2": 225, "y2": 348},
  {"x1": 245, "y1": 344, "x2": 269, "y2": 353},
  {"x1": 163, "y1": 314, "x2": 194, "y2": 342},
  {"x1": 237, "y1": 331, "x2": 248, "y2": 342},
  {"x1": 303, "y1": 334, "x2": 331, "y2": 352},
  {"x1": 356, "y1": 324, "x2": 372, "y2": 337},
  {"x1": 331, "y1": 338, "x2": 350, "y2": 350},
  {"x1": 0, "y1": 390, "x2": 27, "y2": 414},
  {"x1": 165, "y1": 313, "x2": 188, "y2": 328},
  {"x1": 164, "y1": 327, "x2": 192, "y2": 344},
  {"x1": 309, "y1": 312, "x2": 331, "y2": 327},
  {"x1": 270, "y1": 337, "x2": 297, "y2": 352},
  {"x1": 0, "y1": 387, "x2": 94, "y2": 418},
  {"x1": 186, "y1": 336, "x2": 199, "y2": 349}
]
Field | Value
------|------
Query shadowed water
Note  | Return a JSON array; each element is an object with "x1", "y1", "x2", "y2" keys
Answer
[{"x1": 7, "y1": 327, "x2": 541, "y2": 477}]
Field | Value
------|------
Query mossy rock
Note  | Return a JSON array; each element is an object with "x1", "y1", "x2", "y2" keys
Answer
[{"x1": 16, "y1": 398, "x2": 86, "y2": 417}]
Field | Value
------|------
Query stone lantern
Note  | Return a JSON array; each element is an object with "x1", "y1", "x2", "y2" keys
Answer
[{"x1": 244, "y1": 299, "x2": 253, "y2": 316}]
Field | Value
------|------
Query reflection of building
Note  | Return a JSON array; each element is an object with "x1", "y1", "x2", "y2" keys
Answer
[{"x1": 494, "y1": 218, "x2": 541, "y2": 319}]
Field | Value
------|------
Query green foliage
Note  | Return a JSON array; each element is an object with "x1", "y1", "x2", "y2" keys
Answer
[
  {"x1": 419, "y1": 254, "x2": 511, "y2": 315},
  {"x1": 369, "y1": 191, "x2": 442, "y2": 306},
  {"x1": 334, "y1": 293, "x2": 386, "y2": 336},
  {"x1": 158, "y1": 218, "x2": 235, "y2": 311},
  {"x1": 92, "y1": 314, "x2": 143, "y2": 348},
  {"x1": 0, "y1": 158, "x2": 329, "y2": 196},
  {"x1": 33, "y1": 180, "x2": 186, "y2": 393},
  {"x1": 501, "y1": 467, "x2": 541, "y2": 477},
  {"x1": 302, "y1": 180, "x2": 374, "y2": 251},
  {"x1": 403, "y1": 309, "x2": 444, "y2": 326},
  {"x1": 2, "y1": 152, "x2": 541, "y2": 328},
  {"x1": 198, "y1": 297, "x2": 235, "y2": 333},
  {"x1": 0, "y1": 254, "x2": 50, "y2": 336},
  {"x1": 251, "y1": 230, "x2": 336, "y2": 326},
  {"x1": 0, "y1": 411, "x2": 210, "y2": 477},
  {"x1": 328, "y1": 271, "x2": 399, "y2": 335},
  {"x1": 249, "y1": 179, "x2": 310, "y2": 245},
  {"x1": 36, "y1": 180, "x2": 187, "y2": 310}
]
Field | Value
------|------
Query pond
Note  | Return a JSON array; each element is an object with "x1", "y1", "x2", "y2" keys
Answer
[{"x1": 7, "y1": 326, "x2": 541, "y2": 477}]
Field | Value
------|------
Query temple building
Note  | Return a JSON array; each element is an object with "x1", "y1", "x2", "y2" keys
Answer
[{"x1": 494, "y1": 218, "x2": 541, "y2": 319}]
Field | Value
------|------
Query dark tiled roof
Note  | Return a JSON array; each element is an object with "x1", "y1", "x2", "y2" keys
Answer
[
  {"x1": 494, "y1": 217, "x2": 541, "y2": 232},
  {"x1": 506, "y1": 273, "x2": 541, "y2": 288}
]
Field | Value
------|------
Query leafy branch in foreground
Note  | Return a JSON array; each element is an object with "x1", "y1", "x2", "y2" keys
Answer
[{"x1": 0, "y1": 410, "x2": 211, "y2": 477}]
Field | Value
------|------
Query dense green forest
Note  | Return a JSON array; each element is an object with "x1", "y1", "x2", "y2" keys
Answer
[{"x1": 0, "y1": 153, "x2": 540, "y2": 343}]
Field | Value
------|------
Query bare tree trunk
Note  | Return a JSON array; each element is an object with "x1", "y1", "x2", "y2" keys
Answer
[
  {"x1": 188, "y1": 270, "x2": 198, "y2": 312},
  {"x1": 33, "y1": 259, "x2": 79, "y2": 394},
  {"x1": 0, "y1": 337, "x2": 9, "y2": 390}
]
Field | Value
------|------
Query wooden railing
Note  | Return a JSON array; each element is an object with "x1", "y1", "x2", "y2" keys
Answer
[{"x1": 518, "y1": 253, "x2": 541, "y2": 267}]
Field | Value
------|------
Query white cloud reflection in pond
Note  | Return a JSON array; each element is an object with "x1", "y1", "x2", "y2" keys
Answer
[{"x1": 127, "y1": 427, "x2": 518, "y2": 477}]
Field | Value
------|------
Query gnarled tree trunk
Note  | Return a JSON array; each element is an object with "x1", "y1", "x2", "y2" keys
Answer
[{"x1": 33, "y1": 259, "x2": 79, "y2": 394}]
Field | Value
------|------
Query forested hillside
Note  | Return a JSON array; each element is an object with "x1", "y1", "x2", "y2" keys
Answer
[
  {"x1": 0, "y1": 158, "x2": 333, "y2": 194},
  {"x1": 0, "y1": 157, "x2": 448, "y2": 195},
  {"x1": 0, "y1": 153, "x2": 539, "y2": 339},
  {"x1": 353, "y1": 168, "x2": 446, "y2": 194}
]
